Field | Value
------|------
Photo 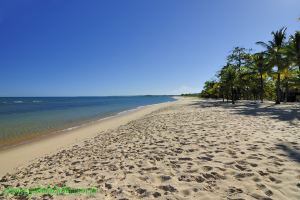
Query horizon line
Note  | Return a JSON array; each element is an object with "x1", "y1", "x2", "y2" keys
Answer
[{"x1": 0, "y1": 94, "x2": 179, "y2": 98}]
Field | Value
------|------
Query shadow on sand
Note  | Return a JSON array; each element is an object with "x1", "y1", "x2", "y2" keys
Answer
[
  {"x1": 189, "y1": 100, "x2": 300, "y2": 123},
  {"x1": 189, "y1": 99, "x2": 300, "y2": 163},
  {"x1": 276, "y1": 143, "x2": 300, "y2": 163}
]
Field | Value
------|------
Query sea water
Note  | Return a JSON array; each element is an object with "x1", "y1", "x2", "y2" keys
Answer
[{"x1": 0, "y1": 96, "x2": 175, "y2": 148}]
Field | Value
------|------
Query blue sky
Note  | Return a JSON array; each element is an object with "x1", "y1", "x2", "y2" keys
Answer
[{"x1": 0, "y1": 0, "x2": 299, "y2": 96}]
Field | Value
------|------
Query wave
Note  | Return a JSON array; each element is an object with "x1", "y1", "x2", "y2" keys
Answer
[{"x1": 13, "y1": 101, "x2": 23, "y2": 104}]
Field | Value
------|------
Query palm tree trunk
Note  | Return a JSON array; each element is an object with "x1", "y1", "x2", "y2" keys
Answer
[
  {"x1": 237, "y1": 88, "x2": 241, "y2": 100},
  {"x1": 248, "y1": 90, "x2": 250, "y2": 100},
  {"x1": 276, "y1": 73, "x2": 281, "y2": 104},
  {"x1": 298, "y1": 58, "x2": 300, "y2": 78},
  {"x1": 231, "y1": 85, "x2": 235, "y2": 104},
  {"x1": 226, "y1": 90, "x2": 229, "y2": 103},
  {"x1": 222, "y1": 91, "x2": 224, "y2": 102},
  {"x1": 260, "y1": 73, "x2": 264, "y2": 103},
  {"x1": 298, "y1": 64, "x2": 300, "y2": 79},
  {"x1": 284, "y1": 80, "x2": 289, "y2": 103}
]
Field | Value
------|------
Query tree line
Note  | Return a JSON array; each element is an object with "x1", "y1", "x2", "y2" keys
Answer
[{"x1": 200, "y1": 27, "x2": 300, "y2": 104}]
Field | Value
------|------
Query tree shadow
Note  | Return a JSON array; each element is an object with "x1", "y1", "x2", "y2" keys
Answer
[
  {"x1": 189, "y1": 100, "x2": 300, "y2": 124},
  {"x1": 276, "y1": 143, "x2": 300, "y2": 163},
  {"x1": 188, "y1": 100, "x2": 300, "y2": 163}
]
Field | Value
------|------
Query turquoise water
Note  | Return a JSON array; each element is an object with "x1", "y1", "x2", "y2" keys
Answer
[{"x1": 0, "y1": 96, "x2": 175, "y2": 148}]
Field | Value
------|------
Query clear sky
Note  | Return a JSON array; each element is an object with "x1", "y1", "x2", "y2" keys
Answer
[{"x1": 0, "y1": 0, "x2": 299, "y2": 96}]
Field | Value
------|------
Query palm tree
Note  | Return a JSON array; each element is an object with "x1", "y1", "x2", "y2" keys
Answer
[
  {"x1": 286, "y1": 32, "x2": 300, "y2": 78},
  {"x1": 281, "y1": 56, "x2": 293, "y2": 102},
  {"x1": 280, "y1": 31, "x2": 300, "y2": 101},
  {"x1": 256, "y1": 27, "x2": 287, "y2": 104},
  {"x1": 251, "y1": 53, "x2": 270, "y2": 103},
  {"x1": 219, "y1": 64, "x2": 237, "y2": 104}
]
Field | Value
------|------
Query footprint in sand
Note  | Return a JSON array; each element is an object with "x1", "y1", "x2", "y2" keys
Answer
[
  {"x1": 226, "y1": 186, "x2": 243, "y2": 197},
  {"x1": 202, "y1": 166, "x2": 213, "y2": 171},
  {"x1": 159, "y1": 175, "x2": 172, "y2": 182},
  {"x1": 158, "y1": 185, "x2": 177, "y2": 193},
  {"x1": 256, "y1": 183, "x2": 273, "y2": 197}
]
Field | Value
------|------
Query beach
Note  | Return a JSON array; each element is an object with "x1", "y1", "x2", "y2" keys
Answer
[{"x1": 0, "y1": 97, "x2": 300, "y2": 199}]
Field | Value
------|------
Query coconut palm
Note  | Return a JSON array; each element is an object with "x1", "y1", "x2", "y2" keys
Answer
[
  {"x1": 256, "y1": 27, "x2": 287, "y2": 104},
  {"x1": 281, "y1": 56, "x2": 294, "y2": 102},
  {"x1": 286, "y1": 32, "x2": 300, "y2": 78},
  {"x1": 219, "y1": 64, "x2": 237, "y2": 104},
  {"x1": 200, "y1": 23, "x2": 299, "y2": 102},
  {"x1": 251, "y1": 53, "x2": 270, "y2": 103}
]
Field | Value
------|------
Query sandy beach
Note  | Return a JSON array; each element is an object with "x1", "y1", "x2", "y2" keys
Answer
[{"x1": 0, "y1": 98, "x2": 299, "y2": 199}]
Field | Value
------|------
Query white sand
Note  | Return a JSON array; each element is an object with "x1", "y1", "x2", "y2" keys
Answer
[{"x1": 0, "y1": 98, "x2": 299, "y2": 200}]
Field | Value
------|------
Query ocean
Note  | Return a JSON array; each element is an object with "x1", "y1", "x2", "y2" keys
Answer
[{"x1": 0, "y1": 96, "x2": 175, "y2": 149}]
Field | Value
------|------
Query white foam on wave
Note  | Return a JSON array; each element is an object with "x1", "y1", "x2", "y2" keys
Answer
[
  {"x1": 62, "y1": 125, "x2": 81, "y2": 132},
  {"x1": 13, "y1": 101, "x2": 23, "y2": 104},
  {"x1": 115, "y1": 105, "x2": 146, "y2": 115}
]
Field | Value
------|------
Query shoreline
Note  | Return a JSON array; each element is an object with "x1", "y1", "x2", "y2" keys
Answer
[
  {"x1": 0, "y1": 102, "x2": 167, "y2": 151},
  {"x1": 0, "y1": 99, "x2": 177, "y2": 177}
]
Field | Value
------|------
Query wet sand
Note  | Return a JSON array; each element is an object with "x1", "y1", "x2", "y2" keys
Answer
[{"x1": 0, "y1": 98, "x2": 299, "y2": 199}]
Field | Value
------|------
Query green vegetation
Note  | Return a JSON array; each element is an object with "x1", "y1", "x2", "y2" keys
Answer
[
  {"x1": 201, "y1": 27, "x2": 300, "y2": 104},
  {"x1": 2, "y1": 185, "x2": 97, "y2": 197},
  {"x1": 181, "y1": 93, "x2": 201, "y2": 97}
]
